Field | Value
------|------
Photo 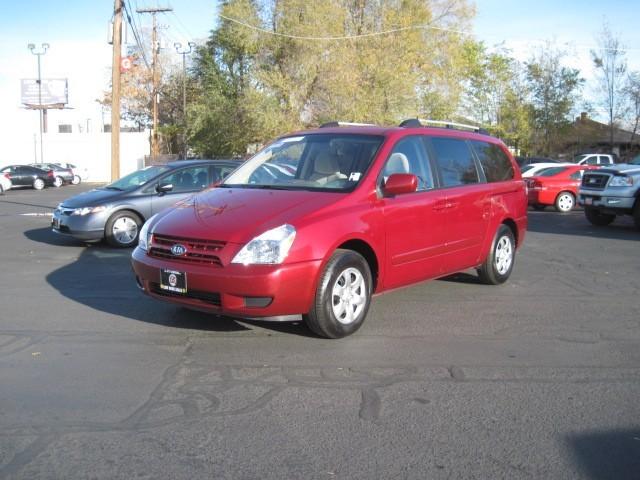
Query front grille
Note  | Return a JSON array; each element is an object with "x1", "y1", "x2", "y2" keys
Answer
[
  {"x1": 581, "y1": 173, "x2": 610, "y2": 190},
  {"x1": 149, "y1": 234, "x2": 225, "y2": 266},
  {"x1": 150, "y1": 283, "x2": 221, "y2": 306}
]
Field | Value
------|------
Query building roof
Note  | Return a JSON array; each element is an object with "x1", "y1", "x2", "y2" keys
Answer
[{"x1": 569, "y1": 113, "x2": 640, "y2": 146}]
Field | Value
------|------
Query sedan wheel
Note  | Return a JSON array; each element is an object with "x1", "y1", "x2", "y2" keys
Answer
[
  {"x1": 53, "y1": 176, "x2": 63, "y2": 188},
  {"x1": 105, "y1": 212, "x2": 142, "y2": 247},
  {"x1": 33, "y1": 178, "x2": 45, "y2": 190},
  {"x1": 71, "y1": 175, "x2": 81, "y2": 185},
  {"x1": 555, "y1": 192, "x2": 575, "y2": 213}
]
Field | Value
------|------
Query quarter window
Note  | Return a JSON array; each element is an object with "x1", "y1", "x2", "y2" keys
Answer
[
  {"x1": 430, "y1": 137, "x2": 480, "y2": 187},
  {"x1": 470, "y1": 141, "x2": 514, "y2": 182},
  {"x1": 381, "y1": 136, "x2": 433, "y2": 191}
]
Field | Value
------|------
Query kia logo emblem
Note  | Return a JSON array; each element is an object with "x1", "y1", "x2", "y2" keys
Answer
[{"x1": 171, "y1": 244, "x2": 187, "y2": 256}]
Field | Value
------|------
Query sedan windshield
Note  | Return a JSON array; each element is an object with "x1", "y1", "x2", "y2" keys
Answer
[
  {"x1": 105, "y1": 165, "x2": 170, "y2": 190},
  {"x1": 222, "y1": 134, "x2": 384, "y2": 191}
]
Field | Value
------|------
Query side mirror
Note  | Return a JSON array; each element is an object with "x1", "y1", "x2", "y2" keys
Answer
[
  {"x1": 156, "y1": 183, "x2": 173, "y2": 194},
  {"x1": 383, "y1": 173, "x2": 418, "y2": 196}
]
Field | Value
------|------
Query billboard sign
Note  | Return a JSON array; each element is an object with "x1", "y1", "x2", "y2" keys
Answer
[{"x1": 21, "y1": 78, "x2": 68, "y2": 106}]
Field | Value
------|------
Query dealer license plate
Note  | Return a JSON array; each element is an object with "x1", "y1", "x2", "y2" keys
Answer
[{"x1": 160, "y1": 269, "x2": 187, "y2": 294}]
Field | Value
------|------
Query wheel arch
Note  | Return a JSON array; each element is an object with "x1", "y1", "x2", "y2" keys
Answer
[{"x1": 336, "y1": 239, "x2": 380, "y2": 293}]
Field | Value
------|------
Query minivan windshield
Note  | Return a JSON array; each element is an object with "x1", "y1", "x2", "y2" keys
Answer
[
  {"x1": 222, "y1": 134, "x2": 384, "y2": 191},
  {"x1": 105, "y1": 165, "x2": 170, "y2": 191}
]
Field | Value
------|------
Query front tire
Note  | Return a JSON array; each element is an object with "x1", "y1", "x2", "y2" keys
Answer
[
  {"x1": 477, "y1": 224, "x2": 516, "y2": 285},
  {"x1": 33, "y1": 178, "x2": 45, "y2": 190},
  {"x1": 105, "y1": 211, "x2": 142, "y2": 248},
  {"x1": 304, "y1": 249, "x2": 372, "y2": 339},
  {"x1": 71, "y1": 175, "x2": 81, "y2": 185},
  {"x1": 584, "y1": 207, "x2": 615, "y2": 226},
  {"x1": 633, "y1": 202, "x2": 640, "y2": 231},
  {"x1": 555, "y1": 191, "x2": 575, "y2": 213}
]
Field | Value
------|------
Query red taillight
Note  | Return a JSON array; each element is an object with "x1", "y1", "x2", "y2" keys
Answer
[
  {"x1": 3, "y1": 173, "x2": 10, "y2": 179},
  {"x1": 47, "y1": 170, "x2": 54, "y2": 177}
]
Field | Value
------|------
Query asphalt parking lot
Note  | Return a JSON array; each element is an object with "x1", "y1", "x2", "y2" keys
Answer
[{"x1": 1, "y1": 184, "x2": 639, "y2": 479}]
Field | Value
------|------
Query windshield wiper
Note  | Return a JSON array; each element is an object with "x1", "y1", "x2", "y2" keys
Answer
[{"x1": 104, "y1": 186, "x2": 124, "y2": 190}]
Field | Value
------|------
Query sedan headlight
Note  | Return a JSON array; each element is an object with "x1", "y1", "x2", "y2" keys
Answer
[
  {"x1": 609, "y1": 176, "x2": 633, "y2": 187},
  {"x1": 138, "y1": 214, "x2": 157, "y2": 252},
  {"x1": 71, "y1": 205, "x2": 107, "y2": 216},
  {"x1": 231, "y1": 224, "x2": 296, "y2": 265}
]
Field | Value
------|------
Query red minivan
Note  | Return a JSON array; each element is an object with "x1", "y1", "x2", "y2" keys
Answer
[{"x1": 132, "y1": 120, "x2": 527, "y2": 338}]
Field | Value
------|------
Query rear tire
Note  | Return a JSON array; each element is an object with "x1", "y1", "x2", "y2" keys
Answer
[
  {"x1": 53, "y1": 176, "x2": 63, "y2": 188},
  {"x1": 555, "y1": 191, "x2": 575, "y2": 213},
  {"x1": 477, "y1": 224, "x2": 515, "y2": 285},
  {"x1": 33, "y1": 178, "x2": 45, "y2": 190},
  {"x1": 584, "y1": 207, "x2": 615, "y2": 226},
  {"x1": 303, "y1": 249, "x2": 372, "y2": 339},
  {"x1": 105, "y1": 211, "x2": 142, "y2": 248}
]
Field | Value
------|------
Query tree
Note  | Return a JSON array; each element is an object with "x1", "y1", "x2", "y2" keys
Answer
[
  {"x1": 591, "y1": 22, "x2": 627, "y2": 149},
  {"x1": 525, "y1": 44, "x2": 583, "y2": 155},
  {"x1": 187, "y1": 0, "x2": 477, "y2": 157},
  {"x1": 624, "y1": 72, "x2": 640, "y2": 145}
]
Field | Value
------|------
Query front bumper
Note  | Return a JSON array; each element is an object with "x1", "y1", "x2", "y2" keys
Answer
[
  {"x1": 51, "y1": 208, "x2": 108, "y2": 241},
  {"x1": 131, "y1": 247, "x2": 321, "y2": 318},
  {"x1": 578, "y1": 190, "x2": 636, "y2": 212}
]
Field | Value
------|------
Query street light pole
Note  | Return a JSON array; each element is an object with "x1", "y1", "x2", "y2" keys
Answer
[
  {"x1": 174, "y1": 41, "x2": 195, "y2": 159},
  {"x1": 28, "y1": 42, "x2": 49, "y2": 164}
]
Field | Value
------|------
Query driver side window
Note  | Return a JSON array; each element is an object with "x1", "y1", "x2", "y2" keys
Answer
[{"x1": 381, "y1": 137, "x2": 433, "y2": 191}]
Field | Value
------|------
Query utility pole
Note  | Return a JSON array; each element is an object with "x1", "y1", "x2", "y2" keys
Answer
[
  {"x1": 27, "y1": 42, "x2": 49, "y2": 164},
  {"x1": 110, "y1": 0, "x2": 123, "y2": 181},
  {"x1": 137, "y1": 6, "x2": 172, "y2": 162},
  {"x1": 174, "y1": 41, "x2": 195, "y2": 159}
]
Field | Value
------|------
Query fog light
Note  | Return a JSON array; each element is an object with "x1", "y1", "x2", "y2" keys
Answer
[{"x1": 244, "y1": 297, "x2": 273, "y2": 308}]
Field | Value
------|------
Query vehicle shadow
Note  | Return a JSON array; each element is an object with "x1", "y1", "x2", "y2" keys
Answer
[
  {"x1": 566, "y1": 428, "x2": 640, "y2": 480},
  {"x1": 527, "y1": 210, "x2": 640, "y2": 241},
  {"x1": 29, "y1": 227, "x2": 317, "y2": 337}
]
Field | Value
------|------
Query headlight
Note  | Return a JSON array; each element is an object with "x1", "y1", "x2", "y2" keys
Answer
[
  {"x1": 71, "y1": 205, "x2": 107, "y2": 216},
  {"x1": 138, "y1": 214, "x2": 157, "y2": 252},
  {"x1": 609, "y1": 176, "x2": 633, "y2": 187},
  {"x1": 231, "y1": 224, "x2": 296, "y2": 265}
]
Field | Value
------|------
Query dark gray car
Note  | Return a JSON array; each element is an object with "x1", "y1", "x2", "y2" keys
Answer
[{"x1": 52, "y1": 160, "x2": 240, "y2": 247}]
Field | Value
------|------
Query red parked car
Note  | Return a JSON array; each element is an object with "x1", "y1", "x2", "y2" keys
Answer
[
  {"x1": 132, "y1": 120, "x2": 528, "y2": 338},
  {"x1": 526, "y1": 164, "x2": 598, "y2": 213}
]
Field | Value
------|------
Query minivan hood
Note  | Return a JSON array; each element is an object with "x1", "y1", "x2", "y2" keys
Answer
[
  {"x1": 151, "y1": 187, "x2": 345, "y2": 244},
  {"x1": 60, "y1": 187, "x2": 122, "y2": 208}
]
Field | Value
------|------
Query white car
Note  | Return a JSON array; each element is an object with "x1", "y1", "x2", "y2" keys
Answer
[
  {"x1": 53, "y1": 162, "x2": 88, "y2": 184},
  {"x1": 521, "y1": 162, "x2": 571, "y2": 178},
  {"x1": 0, "y1": 172, "x2": 12, "y2": 194}
]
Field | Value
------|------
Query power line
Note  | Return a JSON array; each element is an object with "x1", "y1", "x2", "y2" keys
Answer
[
  {"x1": 123, "y1": 0, "x2": 150, "y2": 68},
  {"x1": 217, "y1": 13, "x2": 640, "y2": 54},
  {"x1": 217, "y1": 13, "x2": 469, "y2": 41}
]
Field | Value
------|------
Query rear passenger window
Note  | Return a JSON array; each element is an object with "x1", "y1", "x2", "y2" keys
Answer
[
  {"x1": 470, "y1": 141, "x2": 514, "y2": 182},
  {"x1": 586, "y1": 157, "x2": 599, "y2": 165},
  {"x1": 430, "y1": 137, "x2": 479, "y2": 187}
]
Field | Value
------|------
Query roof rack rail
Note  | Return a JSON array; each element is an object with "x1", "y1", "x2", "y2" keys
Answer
[
  {"x1": 319, "y1": 121, "x2": 377, "y2": 128},
  {"x1": 399, "y1": 118, "x2": 489, "y2": 135}
]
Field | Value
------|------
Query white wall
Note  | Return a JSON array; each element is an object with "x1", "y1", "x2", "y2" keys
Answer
[{"x1": 5, "y1": 131, "x2": 150, "y2": 183}]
